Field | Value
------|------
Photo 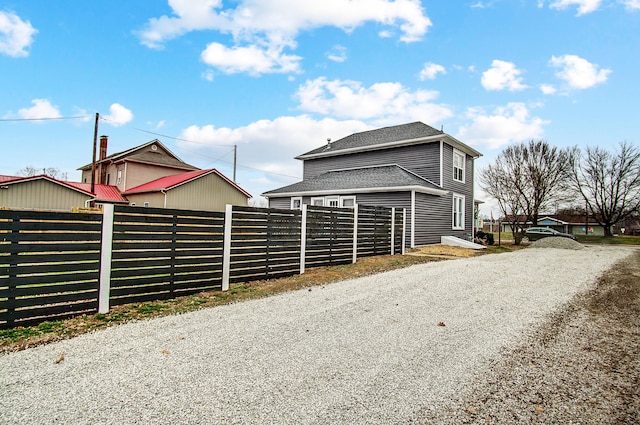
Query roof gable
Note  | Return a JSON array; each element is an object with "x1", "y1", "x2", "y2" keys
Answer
[
  {"x1": 123, "y1": 168, "x2": 252, "y2": 198},
  {"x1": 296, "y1": 121, "x2": 481, "y2": 160},
  {"x1": 78, "y1": 139, "x2": 198, "y2": 171}
]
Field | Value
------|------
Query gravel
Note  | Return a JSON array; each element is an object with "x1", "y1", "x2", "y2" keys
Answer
[{"x1": 0, "y1": 245, "x2": 635, "y2": 424}]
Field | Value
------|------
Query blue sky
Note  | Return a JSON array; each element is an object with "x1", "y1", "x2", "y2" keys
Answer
[{"x1": 1, "y1": 0, "x2": 639, "y2": 215}]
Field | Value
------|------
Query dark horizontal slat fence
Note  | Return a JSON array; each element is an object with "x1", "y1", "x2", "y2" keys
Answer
[
  {"x1": 110, "y1": 206, "x2": 225, "y2": 307},
  {"x1": 0, "y1": 209, "x2": 102, "y2": 329},
  {"x1": 305, "y1": 206, "x2": 355, "y2": 268},
  {"x1": 228, "y1": 206, "x2": 302, "y2": 284},
  {"x1": 0, "y1": 203, "x2": 404, "y2": 329}
]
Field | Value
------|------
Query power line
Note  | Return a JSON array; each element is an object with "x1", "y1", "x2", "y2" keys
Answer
[{"x1": 0, "y1": 115, "x2": 91, "y2": 122}]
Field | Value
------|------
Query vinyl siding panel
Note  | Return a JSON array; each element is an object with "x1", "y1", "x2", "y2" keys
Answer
[
  {"x1": 441, "y1": 143, "x2": 474, "y2": 233},
  {"x1": 122, "y1": 162, "x2": 189, "y2": 192},
  {"x1": 303, "y1": 143, "x2": 442, "y2": 184},
  {"x1": 166, "y1": 173, "x2": 249, "y2": 211},
  {"x1": 125, "y1": 192, "x2": 164, "y2": 208},
  {"x1": 0, "y1": 180, "x2": 89, "y2": 211}
]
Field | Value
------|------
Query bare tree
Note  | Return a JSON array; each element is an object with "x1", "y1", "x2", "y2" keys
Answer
[
  {"x1": 480, "y1": 140, "x2": 574, "y2": 244},
  {"x1": 17, "y1": 166, "x2": 66, "y2": 179},
  {"x1": 570, "y1": 142, "x2": 640, "y2": 237}
]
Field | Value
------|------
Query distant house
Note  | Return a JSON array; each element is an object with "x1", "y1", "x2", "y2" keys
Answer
[
  {"x1": 501, "y1": 214, "x2": 606, "y2": 236},
  {"x1": 123, "y1": 168, "x2": 251, "y2": 210},
  {"x1": 1, "y1": 137, "x2": 250, "y2": 212},
  {"x1": 0, "y1": 174, "x2": 128, "y2": 211},
  {"x1": 263, "y1": 122, "x2": 482, "y2": 247},
  {"x1": 78, "y1": 136, "x2": 199, "y2": 192}
]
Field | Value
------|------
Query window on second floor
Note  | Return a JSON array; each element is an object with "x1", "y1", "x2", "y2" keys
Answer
[
  {"x1": 453, "y1": 149, "x2": 465, "y2": 183},
  {"x1": 117, "y1": 170, "x2": 122, "y2": 185},
  {"x1": 452, "y1": 194, "x2": 465, "y2": 230}
]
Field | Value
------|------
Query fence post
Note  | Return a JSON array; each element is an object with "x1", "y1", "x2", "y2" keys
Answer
[
  {"x1": 300, "y1": 204, "x2": 307, "y2": 274},
  {"x1": 352, "y1": 204, "x2": 359, "y2": 263},
  {"x1": 402, "y1": 208, "x2": 407, "y2": 255},
  {"x1": 98, "y1": 204, "x2": 114, "y2": 314},
  {"x1": 391, "y1": 207, "x2": 395, "y2": 255},
  {"x1": 222, "y1": 204, "x2": 233, "y2": 291}
]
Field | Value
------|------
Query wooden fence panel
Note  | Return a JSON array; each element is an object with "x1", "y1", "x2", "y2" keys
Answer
[
  {"x1": 304, "y1": 206, "x2": 354, "y2": 268},
  {"x1": 0, "y1": 209, "x2": 102, "y2": 329},
  {"x1": 228, "y1": 206, "x2": 302, "y2": 284},
  {"x1": 357, "y1": 205, "x2": 392, "y2": 258},
  {"x1": 109, "y1": 206, "x2": 225, "y2": 306}
]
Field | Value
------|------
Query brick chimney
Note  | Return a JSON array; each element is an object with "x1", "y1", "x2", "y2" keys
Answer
[
  {"x1": 99, "y1": 135, "x2": 108, "y2": 160},
  {"x1": 99, "y1": 135, "x2": 108, "y2": 184}
]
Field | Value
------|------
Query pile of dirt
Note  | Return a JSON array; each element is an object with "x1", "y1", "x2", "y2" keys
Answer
[{"x1": 529, "y1": 236, "x2": 584, "y2": 250}]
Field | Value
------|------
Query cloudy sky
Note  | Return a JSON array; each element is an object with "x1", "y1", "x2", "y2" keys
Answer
[{"x1": 1, "y1": 1, "x2": 638, "y2": 214}]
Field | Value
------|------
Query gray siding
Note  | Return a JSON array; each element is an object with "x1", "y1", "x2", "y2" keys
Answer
[
  {"x1": 303, "y1": 143, "x2": 442, "y2": 185},
  {"x1": 441, "y1": 143, "x2": 475, "y2": 234}
]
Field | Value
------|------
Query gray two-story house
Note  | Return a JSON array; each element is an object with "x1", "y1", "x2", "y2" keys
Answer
[{"x1": 263, "y1": 122, "x2": 482, "y2": 247}]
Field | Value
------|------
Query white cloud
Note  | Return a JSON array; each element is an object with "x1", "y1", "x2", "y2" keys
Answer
[
  {"x1": 10, "y1": 99, "x2": 62, "y2": 120},
  {"x1": 102, "y1": 103, "x2": 134, "y2": 126},
  {"x1": 623, "y1": 0, "x2": 640, "y2": 9},
  {"x1": 201, "y1": 41, "x2": 301, "y2": 75},
  {"x1": 138, "y1": 0, "x2": 431, "y2": 74},
  {"x1": 549, "y1": 0, "x2": 603, "y2": 15},
  {"x1": 549, "y1": 54, "x2": 611, "y2": 89},
  {"x1": 540, "y1": 84, "x2": 557, "y2": 95},
  {"x1": 295, "y1": 77, "x2": 453, "y2": 125},
  {"x1": 419, "y1": 62, "x2": 446, "y2": 80},
  {"x1": 177, "y1": 115, "x2": 371, "y2": 186},
  {"x1": 201, "y1": 69, "x2": 215, "y2": 81},
  {"x1": 481, "y1": 60, "x2": 528, "y2": 91},
  {"x1": 457, "y1": 103, "x2": 549, "y2": 149},
  {"x1": 0, "y1": 11, "x2": 37, "y2": 57},
  {"x1": 326, "y1": 45, "x2": 347, "y2": 63}
]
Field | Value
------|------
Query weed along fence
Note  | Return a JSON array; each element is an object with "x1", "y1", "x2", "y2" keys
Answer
[{"x1": 0, "y1": 204, "x2": 405, "y2": 329}]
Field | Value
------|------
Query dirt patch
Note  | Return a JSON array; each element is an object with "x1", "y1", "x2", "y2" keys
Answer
[
  {"x1": 416, "y1": 249, "x2": 640, "y2": 424},
  {"x1": 409, "y1": 245, "x2": 482, "y2": 258}
]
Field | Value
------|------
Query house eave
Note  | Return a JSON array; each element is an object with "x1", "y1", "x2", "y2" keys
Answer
[
  {"x1": 295, "y1": 134, "x2": 482, "y2": 160},
  {"x1": 263, "y1": 185, "x2": 449, "y2": 198}
]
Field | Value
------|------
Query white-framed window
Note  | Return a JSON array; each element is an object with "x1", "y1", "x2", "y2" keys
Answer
[
  {"x1": 340, "y1": 196, "x2": 356, "y2": 208},
  {"x1": 117, "y1": 170, "x2": 122, "y2": 185},
  {"x1": 291, "y1": 197, "x2": 302, "y2": 210},
  {"x1": 453, "y1": 149, "x2": 465, "y2": 183},
  {"x1": 143, "y1": 202, "x2": 150, "y2": 207},
  {"x1": 130, "y1": 202, "x2": 136, "y2": 206},
  {"x1": 326, "y1": 196, "x2": 339, "y2": 207},
  {"x1": 452, "y1": 194, "x2": 465, "y2": 230},
  {"x1": 311, "y1": 197, "x2": 324, "y2": 206}
]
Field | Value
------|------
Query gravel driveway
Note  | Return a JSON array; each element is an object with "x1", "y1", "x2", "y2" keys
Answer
[{"x1": 0, "y1": 246, "x2": 635, "y2": 424}]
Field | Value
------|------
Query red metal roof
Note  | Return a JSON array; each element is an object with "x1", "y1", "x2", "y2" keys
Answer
[
  {"x1": 124, "y1": 168, "x2": 251, "y2": 197},
  {"x1": 0, "y1": 174, "x2": 127, "y2": 202}
]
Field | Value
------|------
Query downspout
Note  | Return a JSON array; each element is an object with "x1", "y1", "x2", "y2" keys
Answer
[{"x1": 161, "y1": 189, "x2": 167, "y2": 208}]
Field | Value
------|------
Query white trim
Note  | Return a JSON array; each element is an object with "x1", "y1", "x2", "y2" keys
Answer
[
  {"x1": 340, "y1": 196, "x2": 356, "y2": 208},
  {"x1": 300, "y1": 204, "x2": 307, "y2": 274},
  {"x1": 452, "y1": 193, "x2": 465, "y2": 230},
  {"x1": 98, "y1": 204, "x2": 115, "y2": 314},
  {"x1": 310, "y1": 196, "x2": 324, "y2": 206},
  {"x1": 391, "y1": 207, "x2": 395, "y2": 255},
  {"x1": 352, "y1": 204, "x2": 358, "y2": 263},
  {"x1": 411, "y1": 190, "x2": 416, "y2": 248},
  {"x1": 291, "y1": 196, "x2": 302, "y2": 210},
  {"x1": 453, "y1": 148, "x2": 466, "y2": 183},
  {"x1": 440, "y1": 140, "x2": 444, "y2": 186},
  {"x1": 222, "y1": 204, "x2": 233, "y2": 291},
  {"x1": 326, "y1": 196, "x2": 340, "y2": 207},
  {"x1": 296, "y1": 134, "x2": 482, "y2": 160},
  {"x1": 265, "y1": 185, "x2": 448, "y2": 198}
]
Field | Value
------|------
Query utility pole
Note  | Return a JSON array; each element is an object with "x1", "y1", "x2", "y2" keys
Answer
[
  {"x1": 233, "y1": 144, "x2": 237, "y2": 182},
  {"x1": 90, "y1": 112, "x2": 99, "y2": 205}
]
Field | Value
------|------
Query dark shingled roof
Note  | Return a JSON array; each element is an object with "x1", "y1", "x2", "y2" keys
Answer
[
  {"x1": 263, "y1": 165, "x2": 445, "y2": 196},
  {"x1": 299, "y1": 122, "x2": 443, "y2": 157}
]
